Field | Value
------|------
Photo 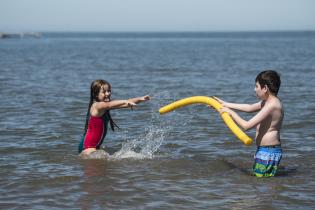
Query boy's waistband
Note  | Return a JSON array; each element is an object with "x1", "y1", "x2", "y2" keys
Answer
[
  {"x1": 257, "y1": 144, "x2": 282, "y2": 152},
  {"x1": 259, "y1": 144, "x2": 281, "y2": 148}
]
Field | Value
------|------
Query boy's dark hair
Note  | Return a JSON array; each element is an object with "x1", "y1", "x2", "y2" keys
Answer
[{"x1": 255, "y1": 70, "x2": 281, "y2": 96}]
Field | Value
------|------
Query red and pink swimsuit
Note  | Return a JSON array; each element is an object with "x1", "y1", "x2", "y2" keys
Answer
[{"x1": 82, "y1": 113, "x2": 109, "y2": 150}]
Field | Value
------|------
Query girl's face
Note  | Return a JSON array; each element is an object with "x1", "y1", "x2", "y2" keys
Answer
[
  {"x1": 98, "y1": 84, "x2": 111, "y2": 102},
  {"x1": 254, "y1": 82, "x2": 267, "y2": 100}
]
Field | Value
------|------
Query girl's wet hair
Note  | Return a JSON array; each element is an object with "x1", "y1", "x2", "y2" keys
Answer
[
  {"x1": 255, "y1": 70, "x2": 281, "y2": 96},
  {"x1": 84, "y1": 79, "x2": 119, "y2": 134}
]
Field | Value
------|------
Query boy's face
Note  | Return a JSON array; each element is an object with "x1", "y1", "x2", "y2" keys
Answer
[
  {"x1": 254, "y1": 82, "x2": 268, "y2": 99},
  {"x1": 98, "y1": 84, "x2": 111, "y2": 102}
]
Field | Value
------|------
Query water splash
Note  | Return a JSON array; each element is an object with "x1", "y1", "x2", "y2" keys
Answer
[
  {"x1": 111, "y1": 126, "x2": 167, "y2": 160},
  {"x1": 107, "y1": 91, "x2": 174, "y2": 160},
  {"x1": 80, "y1": 125, "x2": 169, "y2": 160}
]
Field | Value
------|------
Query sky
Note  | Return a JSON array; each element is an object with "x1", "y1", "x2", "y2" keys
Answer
[{"x1": 0, "y1": 0, "x2": 314, "y2": 32}]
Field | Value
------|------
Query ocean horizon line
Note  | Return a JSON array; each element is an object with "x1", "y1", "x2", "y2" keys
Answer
[
  {"x1": 2, "y1": 29, "x2": 315, "y2": 34},
  {"x1": 40, "y1": 29, "x2": 315, "y2": 34}
]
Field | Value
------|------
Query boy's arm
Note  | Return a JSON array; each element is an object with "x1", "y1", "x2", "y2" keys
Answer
[
  {"x1": 220, "y1": 103, "x2": 273, "y2": 130},
  {"x1": 214, "y1": 96, "x2": 261, "y2": 112},
  {"x1": 225, "y1": 101, "x2": 262, "y2": 112}
]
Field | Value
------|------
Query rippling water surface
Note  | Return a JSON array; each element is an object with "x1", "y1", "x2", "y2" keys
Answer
[{"x1": 0, "y1": 32, "x2": 315, "y2": 209}]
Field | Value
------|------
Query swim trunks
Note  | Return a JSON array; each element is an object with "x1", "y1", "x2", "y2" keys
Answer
[
  {"x1": 78, "y1": 112, "x2": 109, "y2": 153},
  {"x1": 253, "y1": 145, "x2": 282, "y2": 177}
]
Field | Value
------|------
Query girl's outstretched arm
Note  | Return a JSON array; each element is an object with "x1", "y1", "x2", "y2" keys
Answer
[
  {"x1": 214, "y1": 96, "x2": 261, "y2": 113},
  {"x1": 96, "y1": 100, "x2": 136, "y2": 110},
  {"x1": 112, "y1": 95, "x2": 151, "y2": 109},
  {"x1": 91, "y1": 100, "x2": 136, "y2": 117},
  {"x1": 127, "y1": 95, "x2": 151, "y2": 104}
]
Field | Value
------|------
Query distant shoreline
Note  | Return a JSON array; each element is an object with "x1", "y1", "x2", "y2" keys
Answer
[
  {"x1": 0, "y1": 32, "x2": 41, "y2": 39},
  {"x1": 2, "y1": 30, "x2": 314, "y2": 39}
]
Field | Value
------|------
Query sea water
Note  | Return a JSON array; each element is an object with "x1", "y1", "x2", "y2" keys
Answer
[{"x1": 0, "y1": 32, "x2": 314, "y2": 209}]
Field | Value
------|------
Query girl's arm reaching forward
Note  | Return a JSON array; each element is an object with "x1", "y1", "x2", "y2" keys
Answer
[
  {"x1": 90, "y1": 100, "x2": 137, "y2": 117},
  {"x1": 127, "y1": 95, "x2": 151, "y2": 104},
  {"x1": 214, "y1": 96, "x2": 262, "y2": 113},
  {"x1": 92, "y1": 96, "x2": 150, "y2": 117},
  {"x1": 112, "y1": 95, "x2": 151, "y2": 109},
  {"x1": 95, "y1": 100, "x2": 137, "y2": 110}
]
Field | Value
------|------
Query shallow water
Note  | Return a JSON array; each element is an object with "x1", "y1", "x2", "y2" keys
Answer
[{"x1": 0, "y1": 32, "x2": 315, "y2": 209}]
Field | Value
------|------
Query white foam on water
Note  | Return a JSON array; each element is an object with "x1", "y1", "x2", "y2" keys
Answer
[
  {"x1": 105, "y1": 91, "x2": 174, "y2": 160},
  {"x1": 110, "y1": 126, "x2": 167, "y2": 160},
  {"x1": 79, "y1": 149, "x2": 110, "y2": 160}
]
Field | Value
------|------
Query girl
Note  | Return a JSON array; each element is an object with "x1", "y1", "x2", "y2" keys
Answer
[{"x1": 79, "y1": 79, "x2": 150, "y2": 156}]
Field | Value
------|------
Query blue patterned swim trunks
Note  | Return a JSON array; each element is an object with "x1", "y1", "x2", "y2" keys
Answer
[{"x1": 253, "y1": 145, "x2": 282, "y2": 177}]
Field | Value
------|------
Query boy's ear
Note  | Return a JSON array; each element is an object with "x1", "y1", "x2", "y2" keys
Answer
[{"x1": 263, "y1": 85, "x2": 269, "y2": 93}]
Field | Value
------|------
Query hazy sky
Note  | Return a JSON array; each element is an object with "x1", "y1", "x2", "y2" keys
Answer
[{"x1": 1, "y1": 0, "x2": 314, "y2": 32}]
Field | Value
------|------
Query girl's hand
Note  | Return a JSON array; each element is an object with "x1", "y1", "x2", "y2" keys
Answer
[
  {"x1": 141, "y1": 95, "x2": 151, "y2": 101},
  {"x1": 126, "y1": 101, "x2": 136, "y2": 110}
]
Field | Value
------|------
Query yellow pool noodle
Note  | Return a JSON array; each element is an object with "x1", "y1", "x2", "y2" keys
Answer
[{"x1": 159, "y1": 96, "x2": 253, "y2": 145}]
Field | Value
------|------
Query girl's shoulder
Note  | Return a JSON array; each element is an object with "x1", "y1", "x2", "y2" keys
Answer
[
  {"x1": 92, "y1": 101, "x2": 108, "y2": 109},
  {"x1": 90, "y1": 101, "x2": 109, "y2": 117}
]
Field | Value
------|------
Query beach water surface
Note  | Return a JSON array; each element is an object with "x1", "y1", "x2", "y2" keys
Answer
[{"x1": 0, "y1": 32, "x2": 314, "y2": 209}]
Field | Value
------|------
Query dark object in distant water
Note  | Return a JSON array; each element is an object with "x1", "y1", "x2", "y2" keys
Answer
[{"x1": 0, "y1": 32, "x2": 41, "y2": 39}]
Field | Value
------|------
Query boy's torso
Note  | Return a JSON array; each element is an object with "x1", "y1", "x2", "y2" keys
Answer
[{"x1": 256, "y1": 97, "x2": 283, "y2": 146}]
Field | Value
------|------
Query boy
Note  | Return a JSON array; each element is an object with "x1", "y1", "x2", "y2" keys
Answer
[{"x1": 215, "y1": 70, "x2": 283, "y2": 177}]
